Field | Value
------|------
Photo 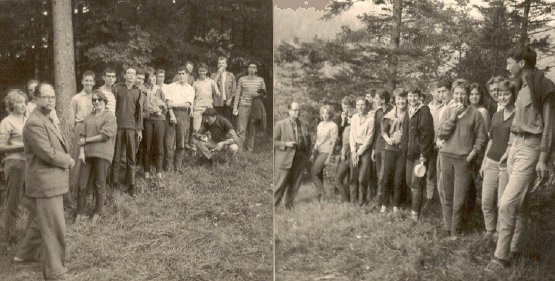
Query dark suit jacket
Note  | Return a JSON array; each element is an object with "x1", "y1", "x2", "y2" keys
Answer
[
  {"x1": 274, "y1": 117, "x2": 311, "y2": 169},
  {"x1": 23, "y1": 109, "x2": 73, "y2": 198},
  {"x1": 211, "y1": 71, "x2": 237, "y2": 107}
]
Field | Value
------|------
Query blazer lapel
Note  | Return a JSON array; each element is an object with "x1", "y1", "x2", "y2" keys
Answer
[{"x1": 40, "y1": 112, "x2": 67, "y2": 150}]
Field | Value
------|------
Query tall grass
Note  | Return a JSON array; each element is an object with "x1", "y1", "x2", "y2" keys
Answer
[
  {"x1": 274, "y1": 63, "x2": 555, "y2": 281},
  {"x1": 0, "y1": 138, "x2": 273, "y2": 281}
]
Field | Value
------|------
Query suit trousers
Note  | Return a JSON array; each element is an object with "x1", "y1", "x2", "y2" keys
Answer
[
  {"x1": 17, "y1": 196, "x2": 67, "y2": 280},
  {"x1": 164, "y1": 110, "x2": 190, "y2": 171},
  {"x1": 112, "y1": 129, "x2": 137, "y2": 189},
  {"x1": 274, "y1": 152, "x2": 307, "y2": 208}
]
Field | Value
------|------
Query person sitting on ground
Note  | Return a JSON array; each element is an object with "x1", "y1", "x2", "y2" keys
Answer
[{"x1": 193, "y1": 108, "x2": 239, "y2": 164}]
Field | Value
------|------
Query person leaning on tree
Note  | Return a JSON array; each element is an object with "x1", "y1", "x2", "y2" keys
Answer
[
  {"x1": 485, "y1": 45, "x2": 555, "y2": 273},
  {"x1": 13, "y1": 83, "x2": 75, "y2": 280},
  {"x1": 193, "y1": 108, "x2": 239, "y2": 165},
  {"x1": 274, "y1": 101, "x2": 311, "y2": 209}
]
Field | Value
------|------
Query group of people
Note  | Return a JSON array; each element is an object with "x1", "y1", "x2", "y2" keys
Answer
[
  {"x1": 274, "y1": 45, "x2": 555, "y2": 274},
  {"x1": 0, "y1": 57, "x2": 267, "y2": 280}
]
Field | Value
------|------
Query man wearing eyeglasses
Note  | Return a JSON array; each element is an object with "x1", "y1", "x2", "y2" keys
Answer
[
  {"x1": 111, "y1": 67, "x2": 144, "y2": 197},
  {"x1": 99, "y1": 67, "x2": 117, "y2": 114},
  {"x1": 274, "y1": 102, "x2": 311, "y2": 209},
  {"x1": 164, "y1": 65, "x2": 195, "y2": 173},
  {"x1": 14, "y1": 83, "x2": 75, "y2": 280}
]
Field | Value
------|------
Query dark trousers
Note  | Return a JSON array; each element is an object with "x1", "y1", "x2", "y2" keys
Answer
[
  {"x1": 164, "y1": 110, "x2": 190, "y2": 171},
  {"x1": 378, "y1": 149, "x2": 406, "y2": 207},
  {"x1": 366, "y1": 149, "x2": 381, "y2": 201},
  {"x1": 17, "y1": 196, "x2": 67, "y2": 280},
  {"x1": 274, "y1": 152, "x2": 307, "y2": 208},
  {"x1": 76, "y1": 157, "x2": 109, "y2": 216},
  {"x1": 111, "y1": 129, "x2": 137, "y2": 190},
  {"x1": 143, "y1": 119, "x2": 166, "y2": 173},
  {"x1": 335, "y1": 153, "x2": 354, "y2": 202},
  {"x1": 4, "y1": 159, "x2": 26, "y2": 242},
  {"x1": 349, "y1": 149, "x2": 371, "y2": 205},
  {"x1": 406, "y1": 158, "x2": 427, "y2": 214},
  {"x1": 310, "y1": 151, "x2": 329, "y2": 200},
  {"x1": 441, "y1": 153, "x2": 472, "y2": 235}
]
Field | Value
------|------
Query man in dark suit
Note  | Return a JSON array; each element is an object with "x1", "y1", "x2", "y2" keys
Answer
[
  {"x1": 14, "y1": 83, "x2": 75, "y2": 280},
  {"x1": 212, "y1": 57, "x2": 237, "y2": 122},
  {"x1": 274, "y1": 102, "x2": 311, "y2": 209}
]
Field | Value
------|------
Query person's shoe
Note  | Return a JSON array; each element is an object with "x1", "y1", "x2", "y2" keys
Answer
[
  {"x1": 12, "y1": 256, "x2": 24, "y2": 263},
  {"x1": 128, "y1": 186, "x2": 137, "y2": 198},
  {"x1": 484, "y1": 257, "x2": 509, "y2": 274},
  {"x1": 492, "y1": 231, "x2": 499, "y2": 243},
  {"x1": 380, "y1": 205, "x2": 387, "y2": 213},
  {"x1": 91, "y1": 214, "x2": 101, "y2": 225},
  {"x1": 156, "y1": 173, "x2": 162, "y2": 180},
  {"x1": 393, "y1": 206, "x2": 399, "y2": 214},
  {"x1": 144, "y1": 172, "x2": 150, "y2": 180},
  {"x1": 410, "y1": 211, "x2": 418, "y2": 222}
]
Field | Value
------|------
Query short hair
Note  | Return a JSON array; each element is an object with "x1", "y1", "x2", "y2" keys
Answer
[
  {"x1": 408, "y1": 87, "x2": 423, "y2": 97},
  {"x1": 486, "y1": 76, "x2": 504, "y2": 89},
  {"x1": 136, "y1": 68, "x2": 146, "y2": 77},
  {"x1": 355, "y1": 96, "x2": 369, "y2": 107},
  {"x1": 37, "y1": 83, "x2": 55, "y2": 98},
  {"x1": 376, "y1": 89, "x2": 390, "y2": 104},
  {"x1": 103, "y1": 67, "x2": 116, "y2": 76},
  {"x1": 125, "y1": 66, "x2": 136, "y2": 73},
  {"x1": 470, "y1": 83, "x2": 485, "y2": 106},
  {"x1": 435, "y1": 78, "x2": 452, "y2": 90},
  {"x1": 498, "y1": 79, "x2": 518, "y2": 106},
  {"x1": 202, "y1": 107, "x2": 218, "y2": 117},
  {"x1": 246, "y1": 61, "x2": 258, "y2": 72},
  {"x1": 341, "y1": 96, "x2": 353, "y2": 107},
  {"x1": 197, "y1": 63, "x2": 209, "y2": 71},
  {"x1": 177, "y1": 65, "x2": 187, "y2": 72},
  {"x1": 91, "y1": 90, "x2": 109, "y2": 105},
  {"x1": 319, "y1": 105, "x2": 335, "y2": 119},
  {"x1": 4, "y1": 89, "x2": 27, "y2": 113},
  {"x1": 452, "y1": 79, "x2": 471, "y2": 96},
  {"x1": 145, "y1": 67, "x2": 155, "y2": 82},
  {"x1": 287, "y1": 101, "x2": 300, "y2": 109},
  {"x1": 507, "y1": 46, "x2": 537, "y2": 68},
  {"x1": 218, "y1": 57, "x2": 228, "y2": 63},
  {"x1": 393, "y1": 87, "x2": 408, "y2": 99},
  {"x1": 82, "y1": 70, "x2": 95, "y2": 80},
  {"x1": 185, "y1": 61, "x2": 194, "y2": 67},
  {"x1": 155, "y1": 69, "x2": 166, "y2": 75},
  {"x1": 26, "y1": 79, "x2": 39, "y2": 89}
]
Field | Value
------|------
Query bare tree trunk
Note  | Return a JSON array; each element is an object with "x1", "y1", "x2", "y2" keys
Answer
[
  {"x1": 386, "y1": 0, "x2": 403, "y2": 92},
  {"x1": 51, "y1": 0, "x2": 76, "y2": 138},
  {"x1": 521, "y1": 0, "x2": 531, "y2": 46}
]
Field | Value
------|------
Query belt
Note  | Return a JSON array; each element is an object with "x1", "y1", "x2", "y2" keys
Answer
[{"x1": 511, "y1": 130, "x2": 541, "y2": 138}]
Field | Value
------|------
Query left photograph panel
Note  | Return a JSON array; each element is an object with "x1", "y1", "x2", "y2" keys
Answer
[{"x1": 0, "y1": 0, "x2": 273, "y2": 280}]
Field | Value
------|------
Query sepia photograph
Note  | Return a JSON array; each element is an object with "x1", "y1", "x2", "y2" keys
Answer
[
  {"x1": 273, "y1": 0, "x2": 555, "y2": 280},
  {"x1": 0, "y1": 0, "x2": 273, "y2": 280}
]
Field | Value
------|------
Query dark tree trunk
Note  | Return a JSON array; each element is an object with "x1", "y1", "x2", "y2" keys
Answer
[
  {"x1": 520, "y1": 0, "x2": 531, "y2": 46},
  {"x1": 386, "y1": 0, "x2": 403, "y2": 92}
]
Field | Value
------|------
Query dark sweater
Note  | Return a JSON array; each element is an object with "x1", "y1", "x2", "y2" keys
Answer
[
  {"x1": 438, "y1": 106, "x2": 486, "y2": 157},
  {"x1": 113, "y1": 83, "x2": 144, "y2": 130},
  {"x1": 487, "y1": 110, "x2": 514, "y2": 161},
  {"x1": 405, "y1": 105, "x2": 434, "y2": 161},
  {"x1": 83, "y1": 110, "x2": 117, "y2": 162}
]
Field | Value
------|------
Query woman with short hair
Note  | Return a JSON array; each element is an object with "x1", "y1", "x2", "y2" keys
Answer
[
  {"x1": 75, "y1": 90, "x2": 117, "y2": 224},
  {"x1": 479, "y1": 80, "x2": 516, "y2": 242},
  {"x1": 310, "y1": 105, "x2": 339, "y2": 202},
  {"x1": 437, "y1": 79, "x2": 486, "y2": 239},
  {"x1": 349, "y1": 96, "x2": 375, "y2": 205},
  {"x1": 0, "y1": 89, "x2": 29, "y2": 245}
]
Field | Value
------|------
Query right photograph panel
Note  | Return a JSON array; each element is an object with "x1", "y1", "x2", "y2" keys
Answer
[{"x1": 273, "y1": 0, "x2": 555, "y2": 280}]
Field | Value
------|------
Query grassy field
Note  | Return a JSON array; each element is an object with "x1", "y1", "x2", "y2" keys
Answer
[
  {"x1": 273, "y1": 63, "x2": 555, "y2": 281},
  {"x1": 0, "y1": 138, "x2": 272, "y2": 281}
]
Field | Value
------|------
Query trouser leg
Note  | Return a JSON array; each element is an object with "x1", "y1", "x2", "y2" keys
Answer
[{"x1": 4, "y1": 159, "x2": 26, "y2": 242}]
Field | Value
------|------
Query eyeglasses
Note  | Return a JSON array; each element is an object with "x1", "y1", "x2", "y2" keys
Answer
[
  {"x1": 38, "y1": 96, "x2": 56, "y2": 100},
  {"x1": 92, "y1": 98, "x2": 104, "y2": 103}
]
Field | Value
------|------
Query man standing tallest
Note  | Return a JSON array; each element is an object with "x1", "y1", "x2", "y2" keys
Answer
[
  {"x1": 486, "y1": 46, "x2": 555, "y2": 272},
  {"x1": 111, "y1": 67, "x2": 144, "y2": 197},
  {"x1": 212, "y1": 57, "x2": 237, "y2": 122}
]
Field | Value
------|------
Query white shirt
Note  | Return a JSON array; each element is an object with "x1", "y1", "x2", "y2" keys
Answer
[
  {"x1": 165, "y1": 82, "x2": 195, "y2": 109},
  {"x1": 221, "y1": 72, "x2": 227, "y2": 101}
]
